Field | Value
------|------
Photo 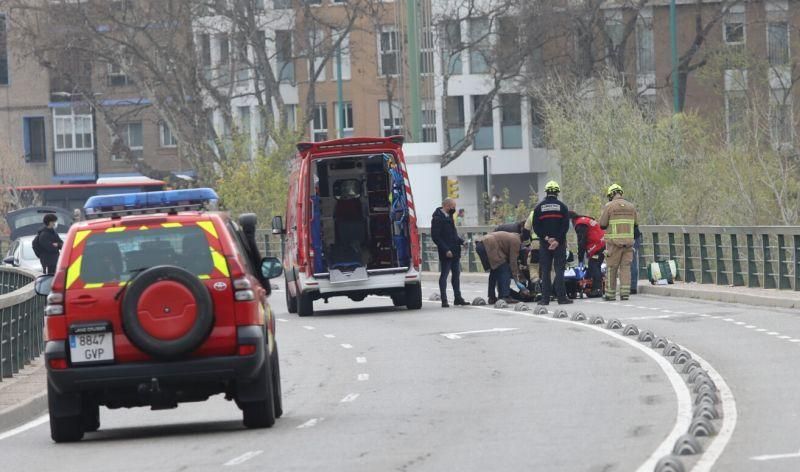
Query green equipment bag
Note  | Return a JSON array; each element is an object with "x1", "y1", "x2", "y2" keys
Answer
[{"x1": 648, "y1": 260, "x2": 678, "y2": 284}]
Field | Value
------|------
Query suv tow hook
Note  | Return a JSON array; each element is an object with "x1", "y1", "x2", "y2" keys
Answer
[{"x1": 138, "y1": 377, "x2": 161, "y2": 396}]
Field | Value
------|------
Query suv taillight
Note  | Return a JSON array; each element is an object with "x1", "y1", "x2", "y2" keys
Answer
[
  {"x1": 45, "y1": 291, "x2": 64, "y2": 316},
  {"x1": 233, "y1": 277, "x2": 255, "y2": 301}
]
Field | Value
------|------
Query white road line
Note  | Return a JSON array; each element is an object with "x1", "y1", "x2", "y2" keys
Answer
[
  {"x1": 441, "y1": 327, "x2": 519, "y2": 340},
  {"x1": 277, "y1": 318, "x2": 289, "y2": 322},
  {"x1": 723, "y1": 318, "x2": 735, "y2": 322},
  {"x1": 790, "y1": 339, "x2": 800, "y2": 343},
  {"x1": 0, "y1": 415, "x2": 49, "y2": 441},
  {"x1": 224, "y1": 450, "x2": 264, "y2": 466},
  {"x1": 302, "y1": 325, "x2": 316, "y2": 330},
  {"x1": 297, "y1": 418, "x2": 324, "y2": 429},
  {"x1": 680, "y1": 346, "x2": 737, "y2": 472},
  {"x1": 768, "y1": 332, "x2": 780, "y2": 336},
  {"x1": 340, "y1": 343, "x2": 353, "y2": 349},
  {"x1": 779, "y1": 335, "x2": 791, "y2": 340},
  {"x1": 745, "y1": 325, "x2": 756, "y2": 329},
  {"x1": 756, "y1": 328, "x2": 768, "y2": 332},
  {"x1": 751, "y1": 449, "x2": 800, "y2": 461},
  {"x1": 356, "y1": 357, "x2": 367, "y2": 364},
  {"x1": 357, "y1": 373, "x2": 370, "y2": 381},
  {"x1": 711, "y1": 316, "x2": 722, "y2": 319},
  {"x1": 324, "y1": 334, "x2": 336, "y2": 338},
  {"x1": 428, "y1": 300, "x2": 694, "y2": 472},
  {"x1": 735, "y1": 322, "x2": 746, "y2": 326},
  {"x1": 340, "y1": 393, "x2": 360, "y2": 403}
]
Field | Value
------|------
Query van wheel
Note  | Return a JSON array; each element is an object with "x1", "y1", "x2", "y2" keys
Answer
[
  {"x1": 240, "y1": 357, "x2": 276, "y2": 428},
  {"x1": 298, "y1": 292, "x2": 314, "y2": 317},
  {"x1": 391, "y1": 294, "x2": 406, "y2": 307},
  {"x1": 48, "y1": 383, "x2": 84, "y2": 443},
  {"x1": 405, "y1": 284, "x2": 422, "y2": 310},
  {"x1": 285, "y1": 282, "x2": 298, "y2": 314}
]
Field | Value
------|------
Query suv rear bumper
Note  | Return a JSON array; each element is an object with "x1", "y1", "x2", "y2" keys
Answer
[{"x1": 45, "y1": 326, "x2": 266, "y2": 394}]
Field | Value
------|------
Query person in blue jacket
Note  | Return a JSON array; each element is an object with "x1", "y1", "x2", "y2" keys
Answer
[{"x1": 431, "y1": 198, "x2": 469, "y2": 308}]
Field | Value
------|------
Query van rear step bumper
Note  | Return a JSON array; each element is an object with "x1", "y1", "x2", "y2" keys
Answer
[
  {"x1": 313, "y1": 266, "x2": 409, "y2": 278},
  {"x1": 45, "y1": 326, "x2": 266, "y2": 394}
]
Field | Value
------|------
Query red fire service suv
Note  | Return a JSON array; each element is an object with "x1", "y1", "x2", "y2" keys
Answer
[
  {"x1": 273, "y1": 136, "x2": 422, "y2": 317},
  {"x1": 35, "y1": 188, "x2": 284, "y2": 442}
]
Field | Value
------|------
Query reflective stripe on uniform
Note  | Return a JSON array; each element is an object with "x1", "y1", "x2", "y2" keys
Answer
[{"x1": 606, "y1": 218, "x2": 635, "y2": 239}]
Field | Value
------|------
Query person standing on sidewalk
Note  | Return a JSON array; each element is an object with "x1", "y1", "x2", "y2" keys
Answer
[
  {"x1": 599, "y1": 184, "x2": 638, "y2": 301},
  {"x1": 33, "y1": 213, "x2": 63, "y2": 274},
  {"x1": 431, "y1": 198, "x2": 469, "y2": 307},
  {"x1": 532, "y1": 181, "x2": 572, "y2": 305}
]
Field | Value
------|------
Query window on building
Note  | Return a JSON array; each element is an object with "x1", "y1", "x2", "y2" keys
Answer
[
  {"x1": 160, "y1": 122, "x2": 177, "y2": 147},
  {"x1": 273, "y1": 0, "x2": 292, "y2": 9},
  {"x1": 112, "y1": 122, "x2": 143, "y2": 161},
  {"x1": 333, "y1": 31, "x2": 351, "y2": 81},
  {"x1": 283, "y1": 104, "x2": 297, "y2": 131},
  {"x1": 238, "y1": 106, "x2": 251, "y2": 138},
  {"x1": 497, "y1": 16, "x2": 520, "y2": 73},
  {"x1": 468, "y1": 17, "x2": 490, "y2": 74},
  {"x1": 107, "y1": 62, "x2": 132, "y2": 87},
  {"x1": 200, "y1": 33, "x2": 212, "y2": 81},
  {"x1": 335, "y1": 102, "x2": 354, "y2": 138},
  {"x1": 770, "y1": 88, "x2": 793, "y2": 149},
  {"x1": 724, "y1": 12, "x2": 745, "y2": 46},
  {"x1": 768, "y1": 22, "x2": 789, "y2": 67},
  {"x1": 636, "y1": 17, "x2": 655, "y2": 75},
  {"x1": 472, "y1": 95, "x2": 494, "y2": 150},
  {"x1": 379, "y1": 101, "x2": 403, "y2": 137},
  {"x1": 23, "y1": 117, "x2": 46, "y2": 162},
  {"x1": 254, "y1": 0, "x2": 265, "y2": 11},
  {"x1": 275, "y1": 30, "x2": 294, "y2": 83},
  {"x1": 218, "y1": 34, "x2": 230, "y2": 84},
  {"x1": 446, "y1": 96, "x2": 465, "y2": 145},
  {"x1": 307, "y1": 28, "x2": 325, "y2": 81},
  {"x1": 312, "y1": 103, "x2": 328, "y2": 142},
  {"x1": 530, "y1": 99, "x2": 545, "y2": 148},
  {"x1": 0, "y1": 15, "x2": 7, "y2": 85},
  {"x1": 236, "y1": 39, "x2": 250, "y2": 83},
  {"x1": 422, "y1": 101, "x2": 437, "y2": 143},
  {"x1": 379, "y1": 27, "x2": 399, "y2": 76},
  {"x1": 53, "y1": 107, "x2": 93, "y2": 151},
  {"x1": 725, "y1": 91, "x2": 747, "y2": 146},
  {"x1": 442, "y1": 19, "x2": 462, "y2": 75},
  {"x1": 420, "y1": 26, "x2": 434, "y2": 75},
  {"x1": 500, "y1": 94, "x2": 521, "y2": 149}
]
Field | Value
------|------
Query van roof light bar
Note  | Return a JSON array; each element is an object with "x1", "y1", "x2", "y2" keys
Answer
[{"x1": 83, "y1": 188, "x2": 219, "y2": 220}]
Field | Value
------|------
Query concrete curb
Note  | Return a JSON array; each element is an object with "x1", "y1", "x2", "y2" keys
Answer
[
  {"x1": 638, "y1": 285, "x2": 800, "y2": 310},
  {"x1": 0, "y1": 389, "x2": 47, "y2": 432}
]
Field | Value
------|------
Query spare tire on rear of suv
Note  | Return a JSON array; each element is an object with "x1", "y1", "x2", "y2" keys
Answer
[{"x1": 122, "y1": 266, "x2": 214, "y2": 360}]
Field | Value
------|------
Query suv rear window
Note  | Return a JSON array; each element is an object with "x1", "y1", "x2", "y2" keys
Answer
[{"x1": 80, "y1": 226, "x2": 214, "y2": 284}]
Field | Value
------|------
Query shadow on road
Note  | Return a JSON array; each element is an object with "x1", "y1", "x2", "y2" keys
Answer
[{"x1": 80, "y1": 419, "x2": 247, "y2": 443}]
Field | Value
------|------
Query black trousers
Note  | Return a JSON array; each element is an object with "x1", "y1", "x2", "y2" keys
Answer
[
  {"x1": 589, "y1": 253, "x2": 604, "y2": 292},
  {"x1": 439, "y1": 257, "x2": 462, "y2": 302},
  {"x1": 539, "y1": 245, "x2": 567, "y2": 300}
]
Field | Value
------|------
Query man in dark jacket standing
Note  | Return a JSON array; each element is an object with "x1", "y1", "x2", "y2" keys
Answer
[
  {"x1": 532, "y1": 181, "x2": 572, "y2": 305},
  {"x1": 431, "y1": 198, "x2": 468, "y2": 307},
  {"x1": 35, "y1": 213, "x2": 63, "y2": 274}
]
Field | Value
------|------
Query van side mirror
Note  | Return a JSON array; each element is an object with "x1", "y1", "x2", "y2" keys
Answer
[
  {"x1": 260, "y1": 257, "x2": 283, "y2": 280},
  {"x1": 34, "y1": 274, "x2": 54, "y2": 296},
  {"x1": 271, "y1": 216, "x2": 284, "y2": 235}
]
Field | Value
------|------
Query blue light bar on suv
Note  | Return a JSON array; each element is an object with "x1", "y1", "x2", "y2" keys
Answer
[{"x1": 83, "y1": 188, "x2": 219, "y2": 219}]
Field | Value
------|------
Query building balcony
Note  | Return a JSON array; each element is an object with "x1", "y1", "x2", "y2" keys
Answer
[{"x1": 53, "y1": 149, "x2": 96, "y2": 181}]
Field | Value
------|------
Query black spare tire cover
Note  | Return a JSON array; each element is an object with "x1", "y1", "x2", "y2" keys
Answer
[{"x1": 121, "y1": 265, "x2": 214, "y2": 360}]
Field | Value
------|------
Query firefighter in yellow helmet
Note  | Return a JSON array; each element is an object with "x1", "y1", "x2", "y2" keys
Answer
[{"x1": 599, "y1": 184, "x2": 638, "y2": 301}]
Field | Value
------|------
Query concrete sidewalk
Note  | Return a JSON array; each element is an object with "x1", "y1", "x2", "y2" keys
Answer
[
  {"x1": 421, "y1": 271, "x2": 800, "y2": 309},
  {"x1": 0, "y1": 358, "x2": 47, "y2": 432}
]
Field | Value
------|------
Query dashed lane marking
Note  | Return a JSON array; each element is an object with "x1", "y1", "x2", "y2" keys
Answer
[
  {"x1": 277, "y1": 318, "x2": 289, "y2": 322},
  {"x1": 297, "y1": 418, "x2": 324, "y2": 429},
  {"x1": 357, "y1": 373, "x2": 370, "y2": 381},
  {"x1": 779, "y1": 335, "x2": 791, "y2": 340},
  {"x1": 340, "y1": 343, "x2": 354, "y2": 349},
  {"x1": 302, "y1": 326, "x2": 316, "y2": 330},
  {"x1": 324, "y1": 334, "x2": 336, "y2": 338},
  {"x1": 340, "y1": 393, "x2": 360, "y2": 403},
  {"x1": 356, "y1": 357, "x2": 367, "y2": 364},
  {"x1": 224, "y1": 451, "x2": 264, "y2": 466},
  {"x1": 768, "y1": 332, "x2": 780, "y2": 336},
  {"x1": 756, "y1": 328, "x2": 768, "y2": 332},
  {"x1": 745, "y1": 325, "x2": 756, "y2": 329}
]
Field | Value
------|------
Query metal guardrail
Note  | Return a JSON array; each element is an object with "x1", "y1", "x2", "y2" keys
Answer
[
  {"x1": 414, "y1": 225, "x2": 800, "y2": 292},
  {"x1": 0, "y1": 267, "x2": 45, "y2": 381}
]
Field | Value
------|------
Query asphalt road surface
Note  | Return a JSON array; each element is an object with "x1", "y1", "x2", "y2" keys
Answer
[{"x1": 0, "y1": 280, "x2": 797, "y2": 471}]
